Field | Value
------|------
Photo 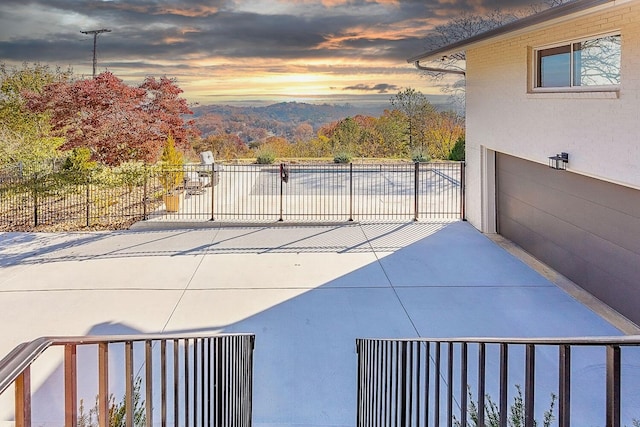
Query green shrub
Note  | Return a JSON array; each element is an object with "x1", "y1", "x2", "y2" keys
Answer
[
  {"x1": 78, "y1": 376, "x2": 146, "y2": 427},
  {"x1": 62, "y1": 147, "x2": 96, "y2": 172},
  {"x1": 333, "y1": 152, "x2": 352, "y2": 163},
  {"x1": 454, "y1": 384, "x2": 556, "y2": 427},
  {"x1": 256, "y1": 148, "x2": 276, "y2": 164},
  {"x1": 113, "y1": 161, "x2": 147, "y2": 192},
  {"x1": 412, "y1": 151, "x2": 430, "y2": 163},
  {"x1": 449, "y1": 136, "x2": 465, "y2": 161}
]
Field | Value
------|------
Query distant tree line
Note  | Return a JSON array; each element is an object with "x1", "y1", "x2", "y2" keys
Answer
[
  {"x1": 193, "y1": 88, "x2": 464, "y2": 162},
  {"x1": 1, "y1": 63, "x2": 464, "y2": 174}
]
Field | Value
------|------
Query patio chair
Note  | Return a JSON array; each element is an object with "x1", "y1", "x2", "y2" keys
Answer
[{"x1": 199, "y1": 151, "x2": 222, "y2": 186}]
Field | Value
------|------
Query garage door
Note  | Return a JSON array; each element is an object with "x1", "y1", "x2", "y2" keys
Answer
[{"x1": 496, "y1": 153, "x2": 640, "y2": 325}]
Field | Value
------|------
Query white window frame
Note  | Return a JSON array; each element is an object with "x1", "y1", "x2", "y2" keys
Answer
[{"x1": 530, "y1": 31, "x2": 621, "y2": 93}]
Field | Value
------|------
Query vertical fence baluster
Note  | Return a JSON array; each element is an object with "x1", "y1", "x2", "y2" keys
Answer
[
  {"x1": 98, "y1": 343, "x2": 109, "y2": 427},
  {"x1": 460, "y1": 162, "x2": 466, "y2": 220},
  {"x1": 64, "y1": 344, "x2": 78, "y2": 427},
  {"x1": 435, "y1": 342, "x2": 441, "y2": 426},
  {"x1": 143, "y1": 172, "x2": 148, "y2": 220},
  {"x1": 145, "y1": 341, "x2": 153, "y2": 427},
  {"x1": 201, "y1": 338, "x2": 206, "y2": 426},
  {"x1": 161, "y1": 340, "x2": 167, "y2": 427},
  {"x1": 558, "y1": 345, "x2": 571, "y2": 427},
  {"x1": 525, "y1": 344, "x2": 535, "y2": 427},
  {"x1": 210, "y1": 162, "x2": 215, "y2": 221},
  {"x1": 349, "y1": 163, "x2": 354, "y2": 221},
  {"x1": 194, "y1": 339, "x2": 199, "y2": 426},
  {"x1": 499, "y1": 344, "x2": 508, "y2": 427},
  {"x1": 279, "y1": 163, "x2": 284, "y2": 222},
  {"x1": 85, "y1": 180, "x2": 90, "y2": 227},
  {"x1": 174, "y1": 339, "x2": 179, "y2": 426},
  {"x1": 14, "y1": 367, "x2": 31, "y2": 427},
  {"x1": 216, "y1": 338, "x2": 223, "y2": 427},
  {"x1": 125, "y1": 341, "x2": 134, "y2": 427},
  {"x1": 447, "y1": 342, "x2": 454, "y2": 427},
  {"x1": 460, "y1": 343, "x2": 468, "y2": 427},
  {"x1": 478, "y1": 343, "x2": 486, "y2": 427},
  {"x1": 400, "y1": 341, "x2": 409, "y2": 426},
  {"x1": 185, "y1": 339, "x2": 190, "y2": 426},
  {"x1": 607, "y1": 345, "x2": 621, "y2": 427},
  {"x1": 425, "y1": 342, "x2": 430, "y2": 427},
  {"x1": 414, "y1": 162, "x2": 419, "y2": 221},
  {"x1": 32, "y1": 173, "x2": 38, "y2": 227}
]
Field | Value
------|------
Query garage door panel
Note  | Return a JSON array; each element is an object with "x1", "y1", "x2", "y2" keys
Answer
[
  {"x1": 496, "y1": 153, "x2": 640, "y2": 325},
  {"x1": 500, "y1": 214, "x2": 589, "y2": 286},
  {"x1": 499, "y1": 164, "x2": 640, "y2": 255}
]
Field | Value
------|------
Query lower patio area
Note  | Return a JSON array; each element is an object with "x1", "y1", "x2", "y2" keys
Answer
[{"x1": 0, "y1": 221, "x2": 636, "y2": 426}]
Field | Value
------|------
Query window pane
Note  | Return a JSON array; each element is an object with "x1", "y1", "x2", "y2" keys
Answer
[
  {"x1": 537, "y1": 45, "x2": 571, "y2": 87},
  {"x1": 573, "y1": 35, "x2": 621, "y2": 86}
]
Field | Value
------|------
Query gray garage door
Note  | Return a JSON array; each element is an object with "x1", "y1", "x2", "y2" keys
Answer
[{"x1": 496, "y1": 153, "x2": 640, "y2": 326}]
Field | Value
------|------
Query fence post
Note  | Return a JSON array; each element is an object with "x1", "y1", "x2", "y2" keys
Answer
[
  {"x1": 210, "y1": 162, "x2": 215, "y2": 221},
  {"x1": 85, "y1": 176, "x2": 90, "y2": 228},
  {"x1": 279, "y1": 163, "x2": 284, "y2": 222},
  {"x1": 143, "y1": 171, "x2": 148, "y2": 220},
  {"x1": 414, "y1": 162, "x2": 419, "y2": 221},
  {"x1": 32, "y1": 172, "x2": 38, "y2": 227},
  {"x1": 349, "y1": 163, "x2": 353, "y2": 222},
  {"x1": 460, "y1": 162, "x2": 466, "y2": 220}
]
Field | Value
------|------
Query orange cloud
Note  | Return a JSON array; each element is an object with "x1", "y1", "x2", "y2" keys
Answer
[
  {"x1": 156, "y1": 6, "x2": 219, "y2": 17},
  {"x1": 283, "y1": 0, "x2": 399, "y2": 6}
]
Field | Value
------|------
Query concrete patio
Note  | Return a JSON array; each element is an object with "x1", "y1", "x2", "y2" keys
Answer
[{"x1": 0, "y1": 220, "x2": 636, "y2": 426}]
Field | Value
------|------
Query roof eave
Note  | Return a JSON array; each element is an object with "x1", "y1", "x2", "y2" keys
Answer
[{"x1": 407, "y1": 0, "x2": 617, "y2": 64}]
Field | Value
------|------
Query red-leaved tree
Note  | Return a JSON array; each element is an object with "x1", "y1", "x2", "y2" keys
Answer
[{"x1": 25, "y1": 72, "x2": 197, "y2": 165}]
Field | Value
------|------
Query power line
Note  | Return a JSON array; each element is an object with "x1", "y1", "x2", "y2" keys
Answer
[{"x1": 80, "y1": 29, "x2": 111, "y2": 78}]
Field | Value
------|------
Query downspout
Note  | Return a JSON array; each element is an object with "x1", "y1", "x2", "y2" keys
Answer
[{"x1": 413, "y1": 61, "x2": 466, "y2": 76}]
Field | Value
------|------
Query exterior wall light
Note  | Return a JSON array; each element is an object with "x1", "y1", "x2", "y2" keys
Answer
[{"x1": 548, "y1": 152, "x2": 569, "y2": 170}]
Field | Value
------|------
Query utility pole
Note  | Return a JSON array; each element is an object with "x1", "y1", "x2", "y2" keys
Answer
[{"x1": 80, "y1": 29, "x2": 111, "y2": 78}]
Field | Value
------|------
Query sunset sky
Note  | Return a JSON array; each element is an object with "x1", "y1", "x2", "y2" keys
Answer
[{"x1": 0, "y1": 0, "x2": 541, "y2": 107}]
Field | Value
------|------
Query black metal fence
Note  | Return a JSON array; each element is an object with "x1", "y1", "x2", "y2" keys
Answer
[
  {"x1": 159, "y1": 162, "x2": 465, "y2": 222},
  {"x1": 0, "y1": 162, "x2": 464, "y2": 230},
  {"x1": 0, "y1": 166, "x2": 154, "y2": 230},
  {"x1": 355, "y1": 337, "x2": 640, "y2": 427}
]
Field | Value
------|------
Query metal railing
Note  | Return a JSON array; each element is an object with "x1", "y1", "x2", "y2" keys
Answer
[
  {"x1": 0, "y1": 167, "x2": 154, "y2": 230},
  {"x1": 0, "y1": 162, "x2": 464, "y2": 230},
  {"x1": 162, "y1": 162, "x2": 464, "y2": 222},
  {"x1": 0, "y1": 333, "x2": 255, "y2": 426},
  {"x1": 355, "y1": 336, "x2": 640, "y2": 427}
]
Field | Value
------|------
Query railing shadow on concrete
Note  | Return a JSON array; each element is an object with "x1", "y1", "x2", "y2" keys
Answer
[{"x1": 0, "y1": 221, "x2": 457, "y2": 268}]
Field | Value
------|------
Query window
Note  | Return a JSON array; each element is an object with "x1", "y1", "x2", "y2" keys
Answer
[{"x1": 534, "y1": 34, "x2": 621, "y2": 89}]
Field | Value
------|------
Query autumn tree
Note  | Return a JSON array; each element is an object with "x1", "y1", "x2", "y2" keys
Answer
[
  {"x1": 375, "y1": 109, "x2": 408, "y2": 158},
  {"x1": 292, "y1": 135, "x2": 331, "y2": 158},
  {"x1": 390, "y1": 88, "x2": 437, "y2": 157},
  {"x1": 293, "y1": 123, "x2": 313, "y2": 142},
  {"x1": 139, "y1": 76, "x2": 197, "y2": 147},
  {"x1": 193, "y1": 134, "x2": 250, "y2": 161},
  {"x1": 424, "y1": 110, "x2": 465, "y2": 160},
  {"x1": 25, "y1": 72, "x2": 197, "y2": 166},
  {"x1": 260, "y1": 136, "x2": 293, "y2": 158},
  {"x1": 0, "y1": 63, "x2": 71, "y2": 168}
]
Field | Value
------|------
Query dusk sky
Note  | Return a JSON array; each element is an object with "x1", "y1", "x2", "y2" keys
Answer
[{"x1": 0, "y1": 0, "x2": 541, "y2": 107}]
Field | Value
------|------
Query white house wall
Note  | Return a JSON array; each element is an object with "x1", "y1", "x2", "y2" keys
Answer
[{"x1": 465, "y1": 2, "x2": 640, "y2": 232}]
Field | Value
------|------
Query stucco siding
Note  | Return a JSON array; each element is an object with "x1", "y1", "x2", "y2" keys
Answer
[{"x1": 465, "y1": 2, "x2": 640, "y2": 231}]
